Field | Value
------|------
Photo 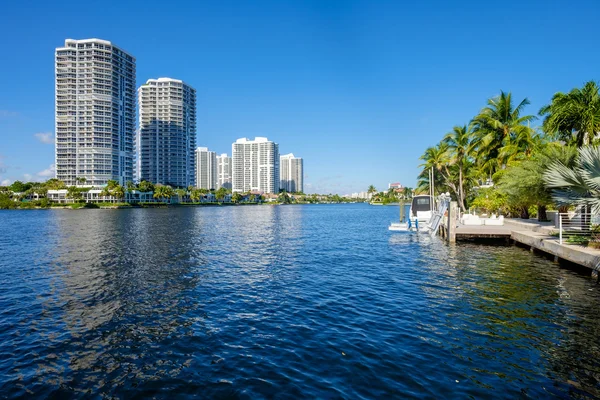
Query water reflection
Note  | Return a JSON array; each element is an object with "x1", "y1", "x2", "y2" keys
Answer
[
  {"x1": 33, "y1": 209, "x2": 205, "y2": 394},
  {"x1": 1, "y1": 205, "x2": 600, "y2": 398}
]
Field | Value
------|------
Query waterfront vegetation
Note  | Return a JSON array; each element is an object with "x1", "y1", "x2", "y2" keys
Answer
[
  {"x1": 367, "y1": 185, "x2": 414, "y2": 205},
  {"x1": 0, "y1": 179, "x2": 364, "y2": 209},
  {"x1": 417, "y1": 81, "x2": 600, "y2": 224}
]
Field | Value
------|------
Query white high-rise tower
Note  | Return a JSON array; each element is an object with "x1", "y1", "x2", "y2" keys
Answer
[
  {"x1": 280, "y1": 153, "x2": 304, "y2": 193},
  {"x1": 55, "y1": 38, "x2": 136, "y2": 186},
  {"x1": 217, "y1": 154, "x2": 232, "y2": 189},
  {"x1": 138, "y1": 78, "x2": 196, "y2": 187},
  {"x1": 232, "y1": 137, "x2": 279, "y2": 193},
  {"x1": 195, "y1": 147, "x2": 217, "y2": 190}
]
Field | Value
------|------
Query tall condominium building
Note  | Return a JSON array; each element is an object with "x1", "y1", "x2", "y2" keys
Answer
[
  {"x1": 232, "y1": 137, "x2": 279, "y2": 193},
  {"x1": 195, "y1": 147, "x2": 217, "y2": 190},
  {"x1": 138, "y1": 78, "x2": 196, "y2": 187},
  {"x1": 280, "y1": 153, "x2": 304, "y2": 193},
  {"x1": 217, "y1": 154, "x2": 232, "y2": 189},
  {"x1": 55, "y1": 38, "x2": 136, "y2": 186}
]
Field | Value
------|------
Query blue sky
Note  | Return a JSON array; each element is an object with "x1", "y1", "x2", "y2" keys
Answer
[{"x1": 0, "y1": 0, "x2": 599, "y2": 193}]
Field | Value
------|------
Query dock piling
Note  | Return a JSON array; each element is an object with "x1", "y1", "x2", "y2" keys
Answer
[{"x1": 448, "y1": 201, "x2": 457, "y2": 243}]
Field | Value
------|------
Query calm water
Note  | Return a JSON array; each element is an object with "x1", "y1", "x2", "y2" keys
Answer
[{"x1": 1, "y1": 204, "x2": 600, "y2": 399}]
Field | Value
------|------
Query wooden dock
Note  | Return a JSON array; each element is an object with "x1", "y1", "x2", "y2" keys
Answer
[{"x1": 455, "y1": 223, "x2": 512, "y2": 239}]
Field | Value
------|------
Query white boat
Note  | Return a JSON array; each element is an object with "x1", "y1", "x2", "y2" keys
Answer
[{"x1": 388, "y1": 195, "x2": 433, "y2": 232}]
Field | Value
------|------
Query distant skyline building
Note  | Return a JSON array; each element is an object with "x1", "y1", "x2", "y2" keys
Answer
[
  {"x1": 55, "y1": 38, "x2": 136, "y2": 186},
  {"x1": 280, "y1": 153, "x2": 303, "y2": 193},
  {"x1": 217, "y1": 154, "x2": 232, "y2": 189},
  {"x1": 195, "y1": 147, "x2": 217, "y2": 190},
  {"x1": 138, "y1": 77, "x2": 196, "y2": 187},
  {"x1": 350, "y1": 191, "x2": 372, "y2": 200},
  {"x1": 232, "y1": 137, "x2": 279, "y2": 193}
]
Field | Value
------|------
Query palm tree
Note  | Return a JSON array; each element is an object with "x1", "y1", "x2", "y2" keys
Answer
[
  {"x1": 75, "y1": 177, "x2": 87, "y2": 186},
  {"x1": 138, "y1": 180, "x2": 154, "y2": 193},
  {"x1": 540, "y1": 81, "x2": 600, "y2": 147},
  {"x1": 498, "y1": 124, "x2": 544, "y2": 163},
  {"x1": 543, "y1": 146, "x2": 600, "y2": 214},
  {"x1": 45, "y1": 178, "x2": 66, "y2": 190},
  {"x1": 112, "y1": 185, "x2": 125, "y2": 201},
  {"x1": 472, "y1": 91, "x2": 536, "y2": 176},
  {"x1": 215, "y1": 187, "x2": 228, "y2": 203},
  {"x1": 418, "y1": 143, "x2": 451, "y2": 195},
  {"x1": 126, "y1": 181, "x2": 136, "y2": 192},
  {"x1": 190, "y1": 189, "x2": 202, "y2": 202},
  {"x1": 100, "y1": 186, "x2": 111, "y2": 202},
  {"x1": 402, "y1": 187, "x2": 412, "y2": 200},
  {"x1": 163, "y1": 186, "x2": 175, "y2": 202},
  {"x1": 153, "y1": 185, "x2": 174, "y2": 202},
  {"x1": 443, "y1": 124, "x2": 475, "y2": 211},
  {"x1": 175, "y1": 188, "x2": 187, "y2": 201},
  {"x1": 106, "y1": 180, "x2": 119, "y2": 190},
  {"x1": 231, "y1": 192, "x2": 242, "y2": 203},
  {"x1": 67, "y1": 186, "x2": 83, "y2": 202}
]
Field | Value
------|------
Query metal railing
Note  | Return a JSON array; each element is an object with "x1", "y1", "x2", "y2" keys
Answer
[{"x1": 558, "y1": 212, "x2": 599, "y2": 244}]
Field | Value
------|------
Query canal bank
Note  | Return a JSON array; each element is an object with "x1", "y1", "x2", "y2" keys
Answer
[{"x1": 441, "y1": 215, "x2": 600, "y2": 271}]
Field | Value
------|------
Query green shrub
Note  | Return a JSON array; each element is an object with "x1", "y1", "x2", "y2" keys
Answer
[{"x1": 566, "y1": 236, "x2": 589, "y2": 245}]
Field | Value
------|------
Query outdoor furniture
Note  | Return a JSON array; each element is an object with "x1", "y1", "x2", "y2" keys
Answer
[
  {"x1": 462, "y1": 214, "x2": 484, "y2": 225},
  {"x1": 484, "y1": 216, "x2": 504, "y2": 226}
]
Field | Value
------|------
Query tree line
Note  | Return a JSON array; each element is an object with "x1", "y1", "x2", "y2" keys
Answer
[{"x1": 417, "y1": 81, "x2": 600, "y2": 219}]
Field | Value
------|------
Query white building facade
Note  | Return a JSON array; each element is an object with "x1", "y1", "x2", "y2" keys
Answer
[
  {"x1": 195, "y1": 147, "x2": 217, "y2": 190},
  {"x1": 55, "y1": 38, "x2": 136, "y2": 186},
  {"x1": 232, "y1": 137, "x2": 279, "y2": 193},
  {"x1": 138, "y1": 77, "x2": 196, "y2": 187},
  {"x1": 217, "y1": 154, "x2": 232, "y2": 189},
  {"x1": 279, "y1": 153, "x2": 303, "y2": 193}
]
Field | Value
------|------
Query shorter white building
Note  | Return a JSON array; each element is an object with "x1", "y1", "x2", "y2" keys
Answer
[
  {"x1": 195, "y1": 147, "x2": 217, "y2": 190},
  {"x1": 217, "y1": 154, "x2": 232, "y2": 189},
  {"x1": 350, "y1": 191, "x2": 372, "y2": 200},
  {"x1": 46, "y1": 189, "x2": 155, "y2": 203},
  {"x1": 280, "y1": 153, "x2": 303, "y2": 193},
  {"x1": 232, "y1": 137, "x2": 279, "y2": 193}
]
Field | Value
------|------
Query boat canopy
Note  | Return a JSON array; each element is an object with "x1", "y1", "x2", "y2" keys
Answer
[{"x1": 411, "y1": 195, "x2": 432, "y2": 216}]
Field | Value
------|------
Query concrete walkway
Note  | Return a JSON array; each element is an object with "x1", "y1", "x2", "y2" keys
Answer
[
  {"x1": 448, "y1": 218, "x2": 599, "y2": 270},
  {"x1": 505, "y1": 219, "x2": 599, "y2": 270}
]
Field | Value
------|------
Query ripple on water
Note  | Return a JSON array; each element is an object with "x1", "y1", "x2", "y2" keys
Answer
[{"x1": 1, "y1": 205, "x2": 600, "y2": 398}]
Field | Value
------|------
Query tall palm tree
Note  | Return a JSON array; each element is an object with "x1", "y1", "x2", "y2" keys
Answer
[
  {"x1": 498, "y1": 124, "x2": 545, "y2": 163},
  {"x1": 539, "y1": 81, "x2": 600, "y2": 147},
  {"x1": 443, "y1": 124, "x2": 475, "y2": 211},
  {"x1": 418, "y1": 143, "x2": 452, "y2": 195},
  {"x1": 543, "y1": 146, "x2": 600, "y2": 214},
  {"x1": 472, "y1": 91, "x2": 536, "y2": 175}
]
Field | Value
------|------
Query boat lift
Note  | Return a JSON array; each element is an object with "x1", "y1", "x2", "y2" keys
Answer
[{"x1": 388, "y1": 193, "x2": 450, "y2": 235}]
